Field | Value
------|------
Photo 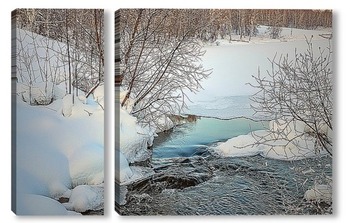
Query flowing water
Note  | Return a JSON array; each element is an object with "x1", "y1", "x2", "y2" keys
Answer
[
  {"x1": 117, "y1": 95, "x2": 332, "y2": 215},
  {"x1": 120, "y1": 116, "x2": 332, "y2": 215},
  {"x1": 152, "y1": 117, "x2": 266, "y2": 160}
]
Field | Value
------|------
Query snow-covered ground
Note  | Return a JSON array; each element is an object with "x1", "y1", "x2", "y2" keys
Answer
[
  {"x1": 15, "y1": 28, "x2": 104, "y2": 215},
  {"x1": 212, "y1": 119, "x2": 330, "y2": 161},
  {"x1": 186, "y1": 26, "x2": 332, "y2": 102},
  {"x1": 16, "y1": 86, "x2": 104, "y2": 215}
]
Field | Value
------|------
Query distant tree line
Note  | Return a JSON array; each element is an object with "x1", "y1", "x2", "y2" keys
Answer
[{"x1": 120, "y1": 9, "x2": 331, "y2": 43}]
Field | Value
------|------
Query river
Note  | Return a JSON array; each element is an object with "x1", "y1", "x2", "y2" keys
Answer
[{"x1": 119, "y1": 116, "x2": 332, "y2": 215}]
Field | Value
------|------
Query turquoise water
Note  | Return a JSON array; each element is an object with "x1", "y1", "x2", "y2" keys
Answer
[{"x1": 152, "y1": 117, "x2": 267, "y2": 159}]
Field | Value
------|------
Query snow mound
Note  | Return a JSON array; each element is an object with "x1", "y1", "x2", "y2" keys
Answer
[
  {"x1": 215, "y1": 134, "x2": 261, "y2": 157},
  {"x1": 213, "y1": 119, "x2": 329, "y2": 161},
  {"x1": 155, "y1": 115, "x2": 175, "y2": 133},
  {"x1": 63, "y1": 184, "x2": 104, "y2": 213},
  {"x1": 16, "y1": 90, "x2": 104, "y2": 213},
  {"x1": 17, "y1": 194, "x2": 76, "y2": 215}
]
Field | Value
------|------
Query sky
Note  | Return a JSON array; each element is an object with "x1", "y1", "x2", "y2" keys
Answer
[{"x1": 1, "y1": 0, "x2": 349, "y2": 222}]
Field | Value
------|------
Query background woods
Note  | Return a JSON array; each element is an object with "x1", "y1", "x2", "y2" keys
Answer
[{"x1": 15, "y1": 9, "x2": 104, "y2": 105}]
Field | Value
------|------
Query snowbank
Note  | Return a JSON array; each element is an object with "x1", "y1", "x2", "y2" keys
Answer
[
  {"x1": 16, "y1": 91, "x2": 104, "y2": 214},
  {"x1": 17, "y1": 194, "x2": 79, "y2": 215},
  {"x1": 119, "y1": 106, "x2": 154, "y2": 163},
  {"x1": 213, "y1": 119, "x2": 329, "y2": 161},
  {"x1": 116, "y1": 150, "x2": 133, "y2": 183},
  {"x1": 15, "y1": 28, "x2": 104, "y2": 215},
  {"x1": 117, "y1": 106, "x2": 155, "y2": 184},
  {"x1": 63, "y1": 184, "x2": 104, "y2": 213},
  {"x1": 116, "y1": 105, "x2": 156, "y2": 205}
]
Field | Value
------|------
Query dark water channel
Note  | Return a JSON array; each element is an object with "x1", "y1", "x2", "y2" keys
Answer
[{"x1": 120, "y1": 118, "x2": 332, "y2": 215}]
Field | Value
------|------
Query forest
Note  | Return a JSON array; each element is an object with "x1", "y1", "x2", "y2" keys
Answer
[{"x1": 15, "y1": 9, "x2": 104, "y2": 105}]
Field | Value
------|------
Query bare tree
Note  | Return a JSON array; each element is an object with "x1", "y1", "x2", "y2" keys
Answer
[
  {"x1": 120, "y1": 9, "x2": 211, "y2": 130},
  {"x1": 15, "y1": 9, "x2": 104, "y2": 106},
  {"x1": 250, "y1": 37, "x2": 333, "y2": 156}
]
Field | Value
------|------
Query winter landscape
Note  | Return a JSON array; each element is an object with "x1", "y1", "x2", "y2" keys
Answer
[
  {"x1": 12, "y1": 9, "x2": 104, "y2": 215},
  {"x1": 116, "y1": 9, "x2": 333, "y2": 215}
]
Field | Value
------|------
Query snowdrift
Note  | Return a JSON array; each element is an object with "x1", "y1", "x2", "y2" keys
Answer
[{"x1": 213, "y1": 119, "x2": 330, "y2": 161}]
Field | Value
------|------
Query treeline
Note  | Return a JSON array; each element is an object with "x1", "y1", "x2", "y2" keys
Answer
[
  {"x1": 121, "y1": 9, "x2": 331, "y2": 43},
  {"x1": 15, "y1": 9, "x2": 104, "y2": 98}
]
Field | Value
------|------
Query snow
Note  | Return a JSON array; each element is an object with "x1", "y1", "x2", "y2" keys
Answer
[
  {"x1": 93, "y1": 84, "x2": 104, "y2": 108},
  {"x1": 17, "y1": 194, "x2": 80, "y2": 215},
  {"x1": 119, "y1": 105, "x2": 154, "y2": 163},
  {"x1": 117, "y1": 106, "x2": 155, "y2": 185},
  {"x1": 116, "y1": 150, "x2": 133, "y2": 183},
  {"x1": 214, "y1": 134, "x2": 261, "y2": 157},
  {"x1": 154, "y1": 115, "x2": 175, "y2": 133},
  {"x1": 304, "y1": 184, "x2": 332, "y2": 202},
  {"x1": 213, "y1": 119, "x2": 329, "y2": 161},
  {"x1": 15, "y1": 28, "x2": 104, "y2": 214},
  {"x1": 62, "y1": 94, "x2": 73, "y2": 117},
  {"x1": 16, "y1": 93, "x2": 104, "y2": 214},
  {"x1": 187, "y1": 26, "x2": 332, "y2": 101},
  {"x1": 68, "y1": 143, "x2": 104, "y2": 187},
  {"x1": 63, "y1": 184, "x2": 104, "y2": 213},
  {"x1": 17, "y1": 81, "x2": 55, "y2": 105},
  {"x1": 117, "y1": 93, "x2": 157, "y2": 205}
]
